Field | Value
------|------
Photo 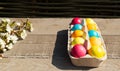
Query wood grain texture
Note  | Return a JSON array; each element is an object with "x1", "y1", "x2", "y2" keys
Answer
[
  {"x1": 0, "y1": 59, "x2": 120, "y2": 71},
  {"x1": 1, "y1": 18, "x2": 120, "y2": 59},
  {"x1": 1, "y1": 18, "x2": 120, "y2": 71}
]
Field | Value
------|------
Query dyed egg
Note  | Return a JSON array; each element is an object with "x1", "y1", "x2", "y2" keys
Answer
[
  {"x1": 70, "y1": 44, "x2": 86, "y2": 58},
  {"x1": 71, "y1": 30, "x2": 84, "y2": 37},
  {"x1": 88, "y1": 46, "x2": 105, "y2": 58},
  {"x1": 90, "y1": 37, "x2": 101, "y2": 46},
  {"x1": 86, "y1": 18, "x2": 96, "y2": 25},
  {"x1": 71, "y1": 24, "x2": 82, "y2": 31},
  {"x1": 88, "y1": 30, "x2": 99, "y2": 37},
  {"x1": 87, "y1": 24, "x2": 97, "y2": 30},
  {"x1": 71, "y1": 17, "x2": 82, "y2": 25},
  {"x1": 71, "y1": 37, "x2": 85, "y2": 46}
]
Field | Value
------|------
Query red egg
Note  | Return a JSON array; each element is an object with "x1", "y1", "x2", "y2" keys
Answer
[
  {"x1": 70, "y1": 44, "x2": 86, "y2": 58},
  {"x1": 71, "y1": 17, "x2": 82, "y2": 25}
]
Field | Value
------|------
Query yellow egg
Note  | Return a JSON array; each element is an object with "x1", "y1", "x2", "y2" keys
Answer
[
  {"x1": 71, "y1": 37, "x2": 85, "y2": 46},
  {"x1": 86, "y1": 18, "x2": 96, "y2": 25},
  {"x1": 71, "y1": 30, "x2": 84, "y2": 37},
  {"x1": 87, "y1": 24, "x2": 97, "y2": 30},
  {"x1": 88, "y1": 46, "x2": 106, "y2": 58},
  {"x1": 90, "y1": 37, "x2": 101, "y2": 46}
]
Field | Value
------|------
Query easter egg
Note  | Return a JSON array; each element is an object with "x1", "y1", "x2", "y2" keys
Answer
[
  {"x1": 88, "y1": 46, "x2": 105, "y2": 58},
  {"x1": 71, "y1": 37, "x2": 85, "y2": 46},
  {"x1": 71, "y1": 30, "x2": 84, "y2": 37},
  {"x1": 90, "y1": 37, "x2": 101, "y2": 46},
  {"x1": 87, "y1": 24, "x2": 97, "y2": 30},
  {"x1": 71, "y1": 17, "x2": 82, "y2": 25},
  {"x1": 86, "y1": 18, "x2": 96, "y2": 25},
  {"x1": 70, "y1": 44, "x2": 86, "y2": 58},
  {"x1": 88, "y1": 30, "x2": 99, "y2": 37},
  {"x1": 71, "y1": 24, "x2": 82, "y2": 31}
]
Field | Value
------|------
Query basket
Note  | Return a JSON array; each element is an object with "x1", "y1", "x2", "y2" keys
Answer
[{"x1": 67, "y1": 18, "x2": 107, "y2": 67}]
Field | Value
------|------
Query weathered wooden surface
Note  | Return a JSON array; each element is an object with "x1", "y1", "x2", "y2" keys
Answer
[
  {"x1": 1, "y1": 18, "x2": 120, "y2": 71},
  {"x1": 0, "y1": 59, "x2": 120, "y2": 71}
]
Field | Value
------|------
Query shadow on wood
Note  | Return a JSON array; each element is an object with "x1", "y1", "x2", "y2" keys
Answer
[{"x1": 52, "y1": 30, "x2": 94, "y2": 70}]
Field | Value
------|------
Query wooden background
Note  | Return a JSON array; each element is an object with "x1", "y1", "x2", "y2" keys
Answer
[
  {"x1": 0, "y1": 18, "x2": 119, "y2": 71},
  {"x1": 0, "y1": 0, "x2": 120, "y2": 18}
]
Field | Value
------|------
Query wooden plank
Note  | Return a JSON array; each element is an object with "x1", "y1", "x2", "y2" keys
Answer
[
  {"x1": 74, "y1": 9, "x2": 120, "y2": 12},
  {"x1": 0, "y1": 12, "x2": 22, "y2": 15},
  {"x1": 21, "y1": 6, "x2": 73, "y2": 10},
  {"x1": 2, "y1": 35, "x2": 120, "y2": 59},
  {"x1": 0, "y1": 3, "x2": 21, "y2": 5},
  {"x1": 0, "y1": 2, "x2": 71, "y2": 5},
  {"x1": 0, "y1": 1, "x2": 120, "y2": 17},
  {"x1": 93, "y1": 19, "x2": 120, "y2": 35},
  {"x1": 74, "y1": 5, "x2": 120, "y2": 8},
  {"x1": 16, "y1": 35, "x2": 57, "y2": 44},
  {"x1": 0, "y1": 8, "x2": 25, "y2": 11},
  {"x1": 0, "y1": 58, "x2": 119, "y2": 71},
  {"x1": 7, "y1": 18, "x2": 120, "y2": 35},
  {"x1": 103, "y1": 35, "x2": 120, "y2": 58},
  {"x1": 10, "y1": 18, "x2": 70, "y2": 34},
  {"x1": 4, "y1": 44, "x2": 54, "y2": 58},
  {"x1": 72, "y1": 14, "x2": 119, "y2": 19},
  {"x1": 74, "y1": 0, "x2": 120, "y2": 3}
]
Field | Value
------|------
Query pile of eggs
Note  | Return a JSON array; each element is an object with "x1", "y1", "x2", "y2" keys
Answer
[
  {"x1": 70, "y1": 17, "x2": 87, "y2": 58},
  {"x1": 86, "y1": 18, "x2": 105, "y2": 58},
  {"x1": 70, "y1": 17, "x2": 106, "y2": 59}
]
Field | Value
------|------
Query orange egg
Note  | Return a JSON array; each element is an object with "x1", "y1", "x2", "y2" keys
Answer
[
  {"x1": 90, "y1": 37, "x2": 101, "y2": 46},
  {"x1": 71, "y1": 30, "x2": 84, "y2": 37},
  {"x1": 87, "y1": 24, "x2": 97, "y2": 30}
]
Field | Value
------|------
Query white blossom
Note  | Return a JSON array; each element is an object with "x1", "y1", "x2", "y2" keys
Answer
[
  {"x1": 6, "y1": 43, "x2": 13, "y2": 50},
  {"x1": 10, "y1": 35, "x2": 18, "y2": 44},
  {"x1": 16, "y1": 22, "x2": 21, "y2": 26},
  {"x1": 0, "y1": 38, "x2": 6, "y2": 49},
  {"x1": 6, "y1": 24, "x2": 13, "y2": 33},
  {"x1": 20, "y1": 30, "x2": 27, "y2": 39},
  {"x1": 1, "y1": 18, "x2": 10, "y2": 23}
]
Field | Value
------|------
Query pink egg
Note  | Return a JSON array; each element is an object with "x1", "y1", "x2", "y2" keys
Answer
[
  {"x1": 71, "y1": 17, "x2": 82, "y2": 25},
  {"x1": 70, "y1": 44, "x2": 86, "y2": 58}
]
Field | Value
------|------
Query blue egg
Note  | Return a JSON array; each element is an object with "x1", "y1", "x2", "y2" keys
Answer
[
  {"x1": 71, "y1": 24, "x2": 82, "y2": 31},
  {"x1": 88, "y1": 30, "x2": 100, "y2": 37}
]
